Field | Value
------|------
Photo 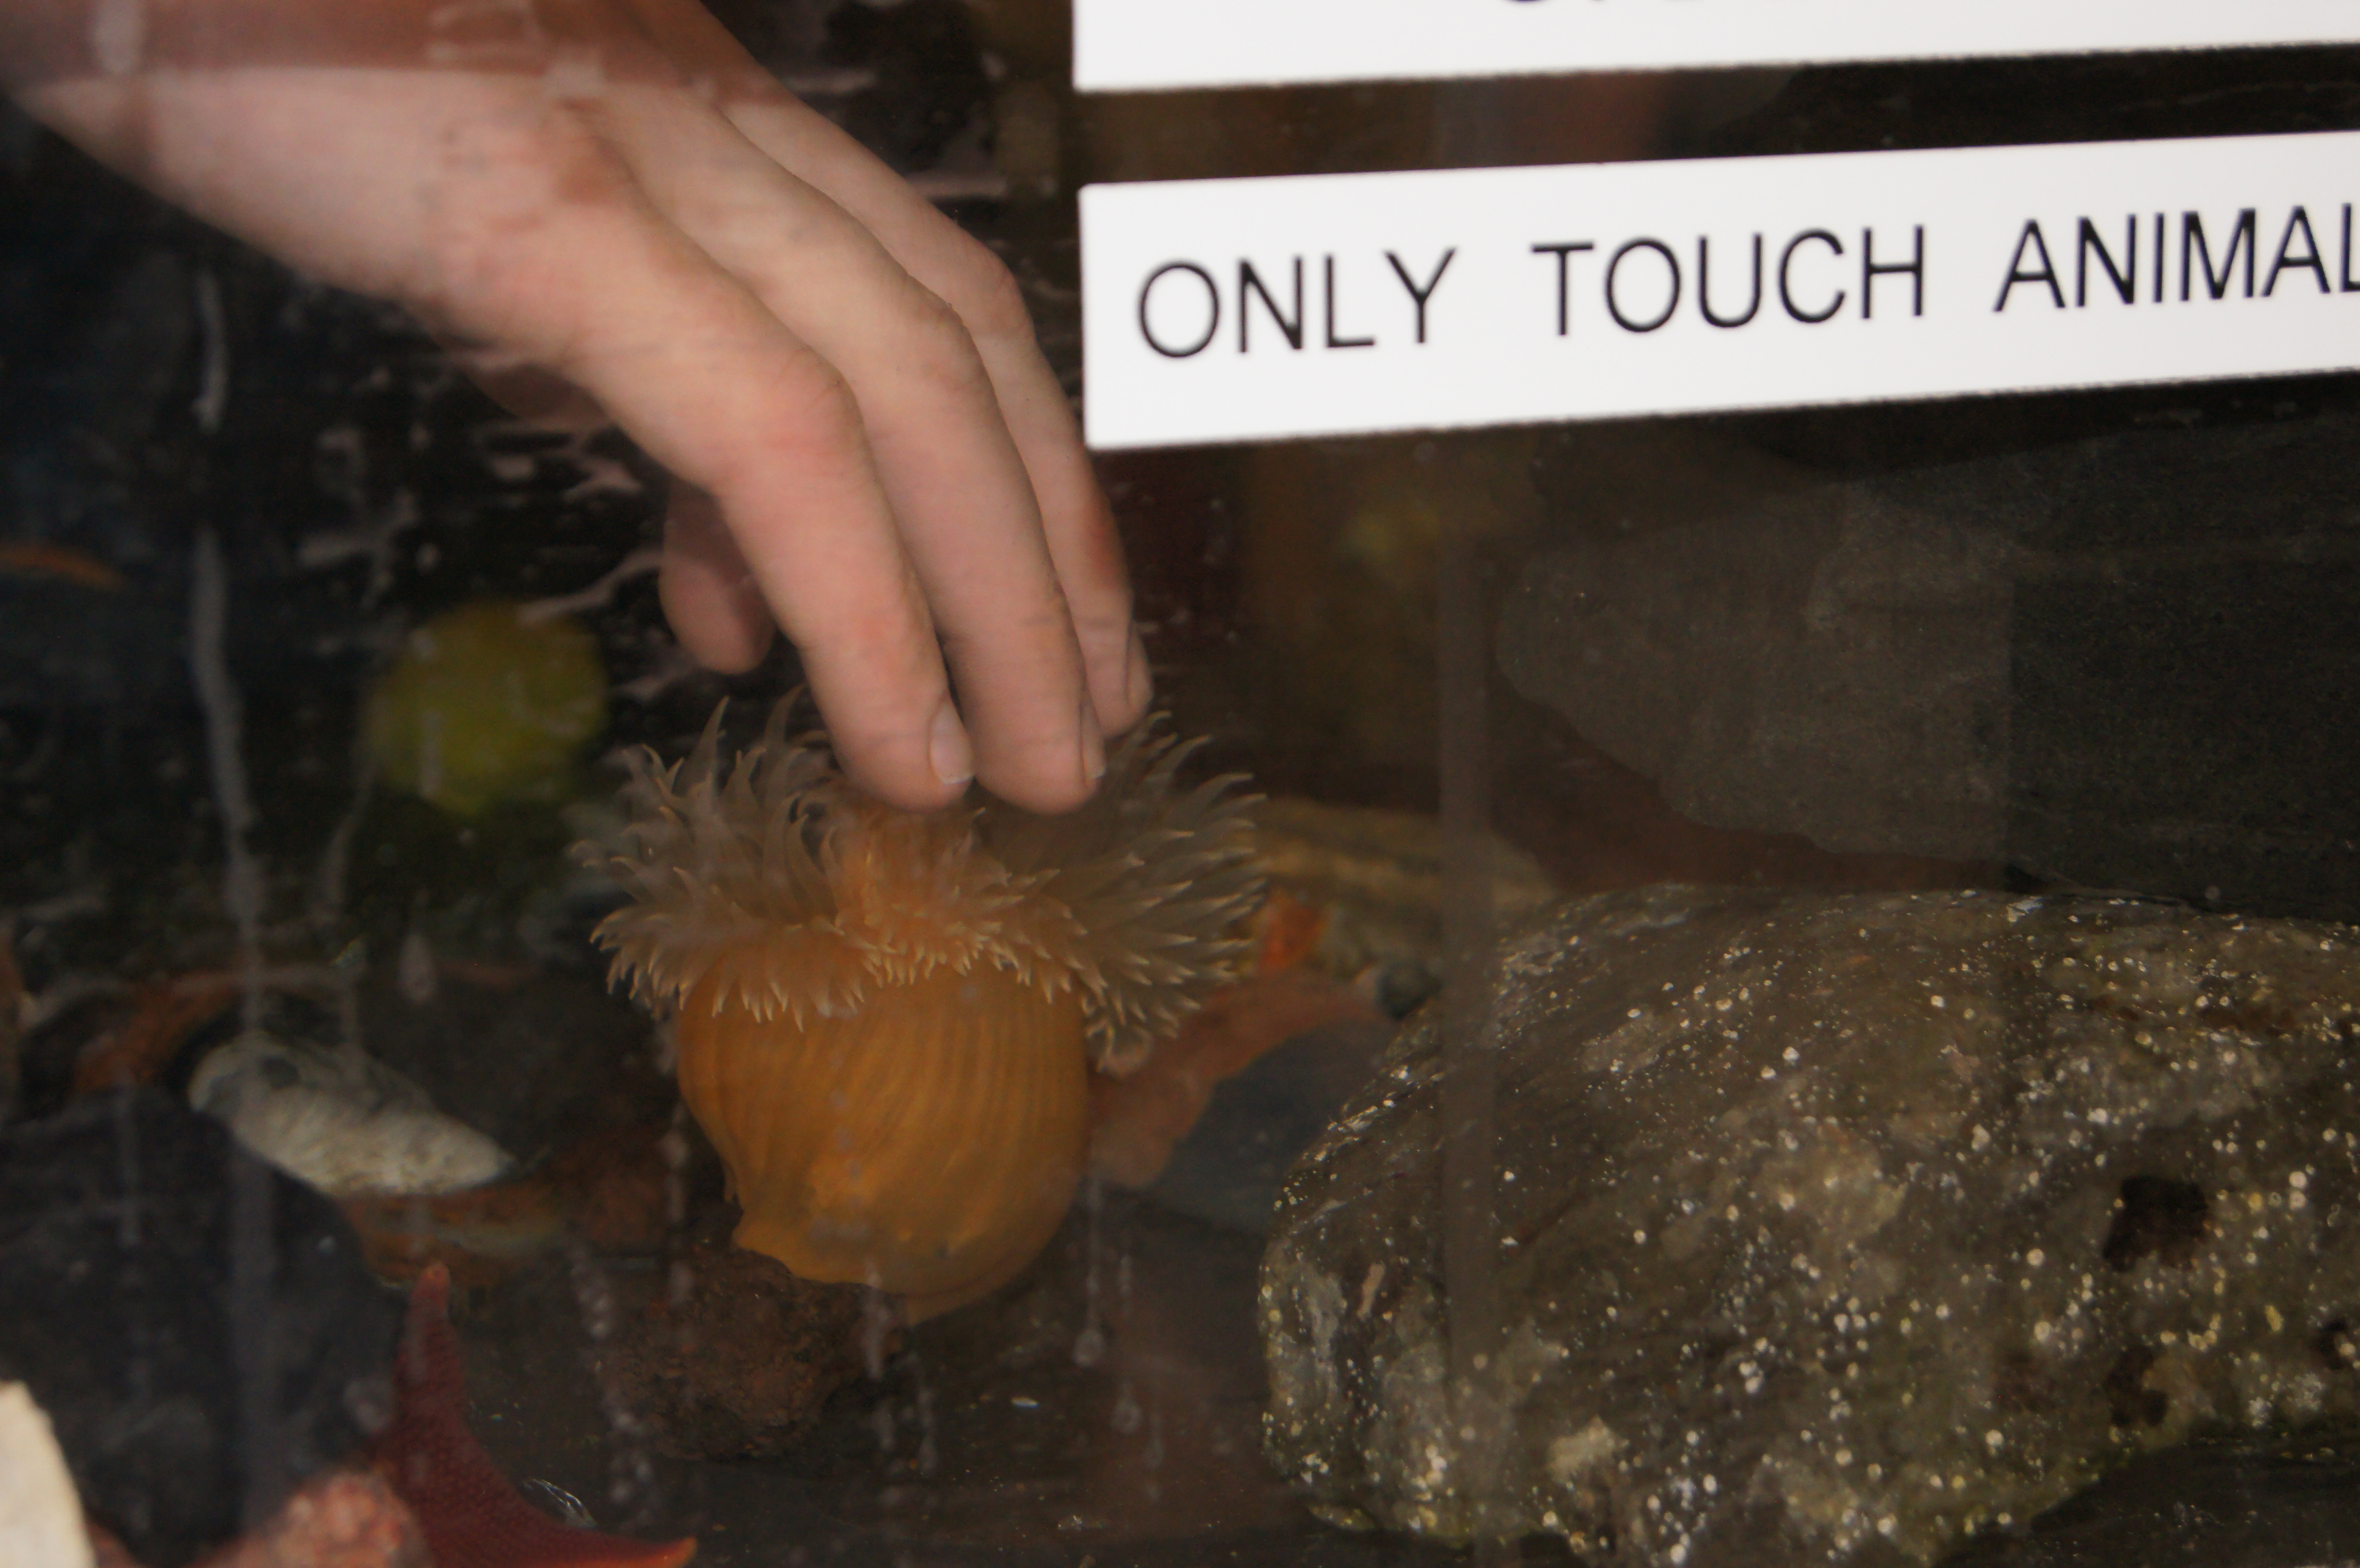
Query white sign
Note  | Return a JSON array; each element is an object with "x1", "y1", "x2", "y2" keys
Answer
[
  {"x1": 1080, "y1": 132, "x2": 2360, "y2": 451},
  {"x1": 1074, "y1": 1, "x2": 2360, "y2": 93}
]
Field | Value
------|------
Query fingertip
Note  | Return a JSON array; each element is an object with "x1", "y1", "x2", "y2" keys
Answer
[
  {"x1": 838, "y1": 753, "x2": 966, "y2": 814},
  {"x1": 812, "y1": 679, "x2": 972, "y2": 814},
  {"x1": 1078, "y1": 619, "x2": 1152, "y2": 738},
  {"x1": 660, "y1": 557, "x2": 775, "y2": 672},
  {"x1": 1119, "y1": 624, "x2": 1153, "y2": 728},
  {"x1": 929, "y1": 700, "x2": 974, "y2": 789},
  {"x1": 1080, "y1": 696, "x2": 1107, "y2": 785},
  {"x1": 987, "y1": 771, "x2": 1096, "y2": 816},
  {"x1": 965, "y1": 692, "x2": 1106, "y2": 815},
  {"x1": 661, "y1": 490, "x2": 774, "y2": 673}
]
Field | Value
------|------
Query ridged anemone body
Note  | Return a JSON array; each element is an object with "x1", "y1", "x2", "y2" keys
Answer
[{"x1": 582, "y1": 704, "x2": 1261, "y2": 1319}]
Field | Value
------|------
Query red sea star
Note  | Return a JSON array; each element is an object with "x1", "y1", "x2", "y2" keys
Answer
[{"x1": 374, "y1": 1263, "x2": 697, "y2": 1568}]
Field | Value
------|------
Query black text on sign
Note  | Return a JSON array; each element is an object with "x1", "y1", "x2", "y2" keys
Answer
[{"x1": 1080, "y1": 133, "x2": 2360, "y2": 450}]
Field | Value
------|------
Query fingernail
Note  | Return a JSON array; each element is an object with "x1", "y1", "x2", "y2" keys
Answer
[
  {"x1": 1123, "y1": 625, "x2": 1153, "y2": 714},
  {"x1": 1080, "y1": 698, "x2": 1107, "y2": 785},
  {"x1": 930, "y1": 701, "x2": 974, "y2": 788}
]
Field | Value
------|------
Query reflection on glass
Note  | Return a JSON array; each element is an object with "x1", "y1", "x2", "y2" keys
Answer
[{"x1": 3, "y1": 18, "x2": 2360, "y2": 1568}]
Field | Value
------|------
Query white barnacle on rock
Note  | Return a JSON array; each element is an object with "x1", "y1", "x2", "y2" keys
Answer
[{"x1": 1546, "y1": 1418, "x2": 1625, "y2": 1489}]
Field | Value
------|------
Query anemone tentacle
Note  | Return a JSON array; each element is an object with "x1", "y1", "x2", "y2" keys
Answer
[{"x1": 578, "y1": 701, "x2": 1262, "y2": 1073}]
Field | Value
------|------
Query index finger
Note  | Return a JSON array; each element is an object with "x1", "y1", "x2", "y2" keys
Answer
[
  {"x1": 584, "y1": 85, "x2": 1105, "y2": 810},
  {"x1": 424, "y1": 111, "x2": 974, "y2": 810},
  {"x1": 614, "y1": 0, "x2": 1151, "y2": 736}
]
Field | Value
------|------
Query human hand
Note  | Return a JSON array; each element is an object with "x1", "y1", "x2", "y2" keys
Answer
[{"x1": 4, "y1": 0, "x2": 1147, "y2": 813}]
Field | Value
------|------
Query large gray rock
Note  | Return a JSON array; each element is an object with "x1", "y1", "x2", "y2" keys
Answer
[{"x1": 1261, "y1": 887, "x2": 2360, "y2": 1566}]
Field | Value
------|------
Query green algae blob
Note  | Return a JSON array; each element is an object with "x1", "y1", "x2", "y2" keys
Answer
[{"x1": 364, "y1": 600, "x2": 607, "y2": 816}]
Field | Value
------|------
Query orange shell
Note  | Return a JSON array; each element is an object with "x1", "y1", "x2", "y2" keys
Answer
[{"x1": 676, "y1": 960, "x2": 1090, "y2": 1322}]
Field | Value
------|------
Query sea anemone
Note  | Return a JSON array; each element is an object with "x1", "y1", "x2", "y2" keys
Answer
[{"x1": 580, "y1": 701, "x2": 1262, "y2": 1319}]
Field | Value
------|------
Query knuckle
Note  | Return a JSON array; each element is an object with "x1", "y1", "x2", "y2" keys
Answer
[
  {"x1": 940, "y1": 557, "x2": 1080, "y2": 639},
  {"x1": 915, "y1": 226, "x2": 1032, "y2": 340},
  {"x1": 835, "y1": 594, "x2": 922, "y2": 663},
  {"x1": 1070, "y1": 589, "x2": 1135, "y2": 642},
  {"x1": 951, "y1": 251, "x2": 1035, "y2": 345},
  {"x1": 759, "y1": 350, "x2": 865, "y2": 453},
  {"x1": 417, "y1": 118, "x2": 627, "y2": 327},
  {"x1": 795, "y1": 551, "x2": 932, "y2": 664},
  {"x1": 894, "y1": 287, "x2": 997, "y2": 407},
  {"x1": 700, "y1": 350, "x2": 869, "y2": 512},
  {"x1": 905, "y1": 225, "x2": 1032, "y2": 345}
]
